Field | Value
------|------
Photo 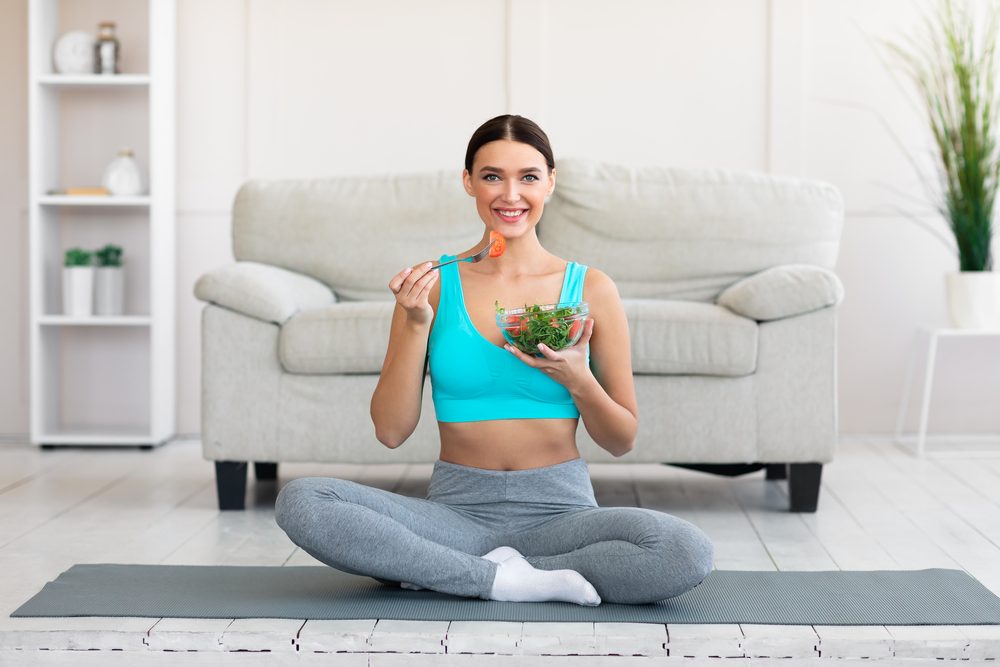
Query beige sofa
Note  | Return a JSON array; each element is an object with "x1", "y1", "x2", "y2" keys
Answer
[{"x1": 193, "y1": 158, "x2": 845, "y2": 512}]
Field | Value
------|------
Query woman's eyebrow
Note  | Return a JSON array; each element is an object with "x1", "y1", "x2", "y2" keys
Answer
[{"x1": 479, "y1": 166, "x2": 542, "y2": 174}]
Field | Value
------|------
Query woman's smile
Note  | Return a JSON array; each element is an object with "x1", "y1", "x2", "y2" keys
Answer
[{"x1": 494, "y1": 207, "x2": 528, "y2": 223}]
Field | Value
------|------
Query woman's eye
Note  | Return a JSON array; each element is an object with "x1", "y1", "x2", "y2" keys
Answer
[{"x1": 483, "y1": 174, "x2": 539, "y2": 182}]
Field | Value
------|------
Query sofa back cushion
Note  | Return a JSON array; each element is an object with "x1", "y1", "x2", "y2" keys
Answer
[
  {"x1": 232, "y1": 171, "x2": 481, "y2": 301},
  {"x1": 540, "y1": 158, "x2": 844, "y2": 302},
  {"x1": 232, "y1": 158, "x2": 844, "y2": 304}
]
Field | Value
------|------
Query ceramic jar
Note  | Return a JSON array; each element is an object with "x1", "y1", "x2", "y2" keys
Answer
[{"x1": 102, "y1": 148, "x2": 144, "y2": 196}]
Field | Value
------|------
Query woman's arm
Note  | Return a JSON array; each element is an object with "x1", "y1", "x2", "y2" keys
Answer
[
  {"x1": 569, "y1": 269, "x2": 638, "y2": 456},
  {"x1": 503, "y1": 268, "x2": 639, "y2": 456},
  {"x1": 370, "y1": 263, "x2": 439, "y2": 448}
]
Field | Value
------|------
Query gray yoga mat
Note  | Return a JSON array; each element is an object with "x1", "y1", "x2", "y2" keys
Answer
[{"x1": 12, "y1": 564, "x2": 1000, "y2": 625}]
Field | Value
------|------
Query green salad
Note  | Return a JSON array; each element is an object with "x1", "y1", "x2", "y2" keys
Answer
[{"x1": 494, "y1": 300, "x2": 587, "y2": 355}]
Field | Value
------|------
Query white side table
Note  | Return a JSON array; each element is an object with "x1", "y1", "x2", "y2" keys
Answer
[{"x1": 894, "y1": 326, "x2": 1000, "y2": 458}]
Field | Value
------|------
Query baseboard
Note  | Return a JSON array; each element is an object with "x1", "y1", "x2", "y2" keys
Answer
[{"x1": 839, "y1": 432, "x2": 1000, "y2": 457}]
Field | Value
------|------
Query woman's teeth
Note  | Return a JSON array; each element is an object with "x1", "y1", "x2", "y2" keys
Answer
[{"x1": 496, "y1": 209, "x2": 526, "y2": 218}]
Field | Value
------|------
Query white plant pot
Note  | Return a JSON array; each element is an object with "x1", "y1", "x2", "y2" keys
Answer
[
  {"x1": 62, "y1": 266, "x2": 94, "y2": 317},
  {"x1": 945, "y1": 271, "x2": 1000, "y2": 329},
  {"x1": 94, "y1": 266, "x2": 124, "y2": 316}
]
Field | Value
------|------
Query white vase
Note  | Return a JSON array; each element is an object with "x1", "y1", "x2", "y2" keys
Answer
[
  {"x1": 94, "y1": 266, "x2": 124, "y2": 316},
  {"x1": 62, "y1": 266, "x2": 94, "y2": 317},
  {"x1": 945, "y1": 271, "x2": 1000, "y2": 329},
  {"x1": 101, "y1": 149, "x2": 144, "y2": 196}
]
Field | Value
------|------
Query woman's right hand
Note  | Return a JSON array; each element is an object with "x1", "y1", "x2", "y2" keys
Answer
[{"x1": 389, "y1": 261, "x2": 438, "y2": 326}]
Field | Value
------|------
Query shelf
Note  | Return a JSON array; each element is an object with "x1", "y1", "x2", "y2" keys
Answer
[
  {"x1": 37, "y1": 424, "x2": 161, "y2": 446},
  {"x1": 29, "y1": 0, "x2": 175, "y2": 449},
  {"x1": 893, "y1": 434, "x2": 1000, "y2": 458},
  {"x1": 39, "y1": 315, "x2": 151, "y2": 326},
  {"x1": 39, "y1": 195, "x2": 150, "y2": 207},
  {"x1": 37, "y1": 74, "x2": 150, "y2": 88}
]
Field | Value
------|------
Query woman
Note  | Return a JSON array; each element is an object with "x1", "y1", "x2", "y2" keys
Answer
[{"x1": 275, "y1": 114, "x2": 714, "y2": 605}]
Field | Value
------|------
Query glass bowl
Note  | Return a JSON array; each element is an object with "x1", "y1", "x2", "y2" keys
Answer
[{"x1": 495, "y1": 301, "x2": 589, "y2": 355}]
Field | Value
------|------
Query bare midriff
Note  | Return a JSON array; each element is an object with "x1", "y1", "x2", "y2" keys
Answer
[{"x1": 437, "y1": 419, "x2": 581, "y2": 470}]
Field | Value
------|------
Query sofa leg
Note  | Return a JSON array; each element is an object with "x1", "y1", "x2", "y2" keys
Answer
[
  {"x1": 254, "y1": 462, "x2": 278, "y2": 481},
  {"x1": 215, "y1": 461, "x2": 247, "y2": 511},
  {"x1": 788, "y1": 463, "x2": 823, "y2": 512},
  {"x1": 765, "y1": 463, "x2": 787, "y2": 480}
]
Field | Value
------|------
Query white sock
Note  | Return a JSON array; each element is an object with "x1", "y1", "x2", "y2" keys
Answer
[
  {"x1": 486, "y1": 554, "x2": 601, "y2": 606},
  {"x1": 481, "y1": 545, "x2": 523, "y2": 563},
  {"x1": 402, "y1": 546, "x2": 526, "y2": 591}
]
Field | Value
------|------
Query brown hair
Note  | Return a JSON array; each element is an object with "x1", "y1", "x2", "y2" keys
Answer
[{"x1": 464, "y1": 114, "x2": 555, "y2": 174}]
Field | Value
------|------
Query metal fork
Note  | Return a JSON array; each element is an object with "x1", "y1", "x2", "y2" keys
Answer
[{"x1": 427, "y1": 241, "x2": 492, "y2": 271}]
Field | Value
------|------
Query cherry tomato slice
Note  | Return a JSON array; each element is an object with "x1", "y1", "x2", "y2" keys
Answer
[
  {"x1": 568, "y1": 318, "x2": 584, "y2": 341},
  {"x1": 488, "y1": 230, "x2": 506, "y2": 258}
]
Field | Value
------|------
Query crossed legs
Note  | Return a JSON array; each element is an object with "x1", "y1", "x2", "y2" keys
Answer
[{"x1": 275, "y1": 477, "x2": 713, "y2": 605}]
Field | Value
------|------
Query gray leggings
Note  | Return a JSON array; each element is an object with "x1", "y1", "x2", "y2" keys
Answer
[{"x1": 274, "y1": 457, "x2": 714, "y2": 604}]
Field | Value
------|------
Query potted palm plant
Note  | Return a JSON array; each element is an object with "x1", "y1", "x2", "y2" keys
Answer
[
  {"x1": 94, "y1": 243, "x2": 124, "y2": 316},
  {"x1": 63, "y1": 247, "x2": 93, "y2": 317},
  {"x1": 887, "y1": 0, "x2": 1000, "y2": 328}
]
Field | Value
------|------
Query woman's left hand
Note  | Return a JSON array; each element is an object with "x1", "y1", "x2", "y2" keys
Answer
[{"x1": 504, "y1": 317, "x2": 595, "y2": 392}]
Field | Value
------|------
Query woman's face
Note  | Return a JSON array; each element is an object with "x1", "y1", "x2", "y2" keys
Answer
[{"x1": 463, "y1": 139, "x2": 555, "y2": 238}]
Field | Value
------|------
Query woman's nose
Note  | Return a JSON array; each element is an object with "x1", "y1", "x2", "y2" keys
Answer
[{"x1": 503, "y1": 182, "x2": 521, "y2": 202}]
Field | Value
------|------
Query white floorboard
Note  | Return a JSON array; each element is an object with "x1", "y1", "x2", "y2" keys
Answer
[{"x1": 0, "y1": 438, "x2": 998, "y2": 665}]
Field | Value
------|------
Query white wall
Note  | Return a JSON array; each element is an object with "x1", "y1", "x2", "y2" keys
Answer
[
  {"x1": 2, "y1": 0, "x2": 999, "y2": 443},
  {"x1": 0, "y1": 0, "x2": 29, "y2": 438}
]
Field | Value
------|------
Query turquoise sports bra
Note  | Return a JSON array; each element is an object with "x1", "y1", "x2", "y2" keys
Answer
[{"x1": 428, "y1": 253, "x2": 590, "y2": 423}]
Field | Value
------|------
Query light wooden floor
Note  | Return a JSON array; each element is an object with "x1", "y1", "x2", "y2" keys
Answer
[{"x1": 1, "y1": 437, "x2": 999, "y2": 665}]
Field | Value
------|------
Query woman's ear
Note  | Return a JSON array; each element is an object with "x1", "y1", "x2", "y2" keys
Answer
[
  {"x1": 462, "y1": 169, "x2": 475, "y2": 196},
  {"x1": 547, "y1": 168, "x2": 556, "y2": 199}
]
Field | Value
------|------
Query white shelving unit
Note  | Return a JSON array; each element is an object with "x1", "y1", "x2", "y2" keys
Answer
[{"x1": 28, "y1": 0, "x2": 175, "y2": 447}]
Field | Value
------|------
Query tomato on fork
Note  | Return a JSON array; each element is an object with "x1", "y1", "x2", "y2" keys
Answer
[{"x1": 489, "y1": 230, "x2": 506, "y2": 258}]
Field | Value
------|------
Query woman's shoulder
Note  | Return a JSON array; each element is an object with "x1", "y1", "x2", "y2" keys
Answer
[
  {"x1": 580, "y1": 263, "x2": 615, "y2": 290},
  {"x1": 581, "y1": 265, "x2": 620, "y2": 305}
]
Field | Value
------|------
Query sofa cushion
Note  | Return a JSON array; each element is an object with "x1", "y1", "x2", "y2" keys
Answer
[
  {"x1": 625, "y1": 299, "x2": 757, "y2": 376},
  {"x1": 279, "y1": 302, "x2": 395, "y2": 374},
  {"x1": 280, "y1": 299, "x2": 756, "y2": 377},
  {"x1": 231, "y1": 172, "x2": 481, "y2": 302},
  {"x1": 541, "y1": 158, "x2": 844, "y2": 302},
  {"x1": 716, "y1": 264, "x2": 844, "y2": 321},
  {"x1": 193, "y1": 261, "x2": 336, "y2": 325}
]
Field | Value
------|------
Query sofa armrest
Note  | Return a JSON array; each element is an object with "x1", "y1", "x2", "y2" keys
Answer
[
  {"x1": 716, "y1": 264, "x2": 844, "y2": 322},
  {"x1": 193, "y1": 261, "x2": 336, "y2": 325}
]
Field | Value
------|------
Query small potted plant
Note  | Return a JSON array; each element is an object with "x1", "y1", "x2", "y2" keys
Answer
[
  {"x1": 886, "y1": 0, "x2": 1000, "y2": 328},
  {"x1": 63, "y1": 247, "x2": 94, "y2": 317},
  {"x1": 94, "y1": 243, "x2": 124, "y2": 316}
]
